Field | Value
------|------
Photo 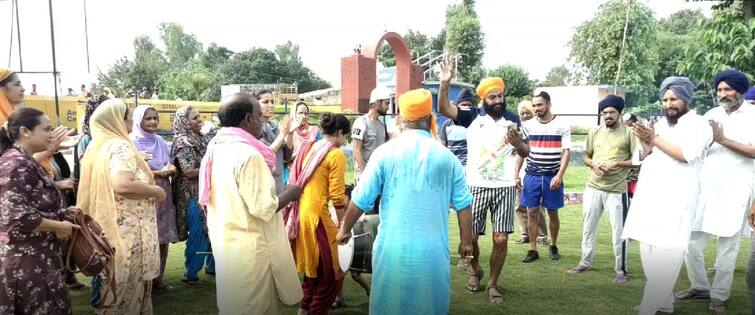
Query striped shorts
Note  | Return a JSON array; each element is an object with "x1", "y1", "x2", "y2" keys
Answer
[{"x1": 470, "y1": 186, "x2": 516, "y2": 235}]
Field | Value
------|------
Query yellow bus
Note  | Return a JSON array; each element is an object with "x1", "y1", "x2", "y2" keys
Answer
[{"x1": 24, "y1": 95, "x2": 345, "y2": 131}]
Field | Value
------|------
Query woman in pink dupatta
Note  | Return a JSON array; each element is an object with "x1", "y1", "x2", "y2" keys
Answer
[
  {"x1": 291, "y1": 102, "x2": 321, "y2": 157},
  {"x1": 284, "y1": 101, "x2": 321, "y2": 188},
  {"x1": 288, "y1": 113, "x2": 350, "y2": 315}
]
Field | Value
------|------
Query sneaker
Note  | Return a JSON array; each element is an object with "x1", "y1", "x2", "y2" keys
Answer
[
  {"x1": 675, "y1": 288, "x2": 710, "y2": 300},
  {"x1": 523, "y1": 250, "x2": 539, "y2": 263},
  {"x1": 537, "y1": 237, "x2": 549, "y2": 246},
  {"x1": 709, "y1": 298, "x2": 726, "y2": 313},
  {"x1": 514, "y1": 236, "x2": 529, "y2": 244},
  {"x1": 613, "y1": 274, "x2": 628, "y2": 284},
  {"x1": 549, "y1": 245, "x2": 560, "y2": 260},
  {"x1": 566, "y1": 265, "x2": 591, "y2": 275}
]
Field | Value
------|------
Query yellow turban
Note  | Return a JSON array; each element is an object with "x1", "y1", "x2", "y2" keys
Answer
[
  {"x1": 476, "y1": 77, "x2": 506, "y2": 100},
  {"x1": 0, "y1": 68, "x2": 16, "y2": 124},
  {"x1": 0, "y1": 68, "x2": 12, "y2": 82},
  {"x1": 398, "y1": 88, "x2": 437, "y2": 138}
]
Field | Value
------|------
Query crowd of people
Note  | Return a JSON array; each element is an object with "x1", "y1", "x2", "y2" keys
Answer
[{"x1": 1, "y1": 55, "x2": 755, "y2": 315}]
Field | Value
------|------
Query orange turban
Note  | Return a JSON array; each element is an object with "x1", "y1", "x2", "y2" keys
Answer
[
  {"x1": 476, "y1": 77, "x2": 506, "y2": 100},
  {"x1": 398, "y1": 88, "x2": 437, "y2": 138},
  {"x1": 0, "y1": 68, "x2": 15, "y2": 125},
  {"x1": 0, "y1": 68, "x2": 12, "y2": 81}
]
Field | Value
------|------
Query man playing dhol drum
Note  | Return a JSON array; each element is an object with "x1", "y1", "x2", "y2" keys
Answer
[{"x1": 338, "y1": 88, "x2": 474, "y2": 315}]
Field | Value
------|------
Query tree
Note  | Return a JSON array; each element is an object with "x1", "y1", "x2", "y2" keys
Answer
[
  {"x1": 487, "y1": 65, "x2": 535, "y2": 100},
  {"x1": 97, "y1": 23, "x2": 331, "y2": 101},
  {"x1": 658, "y1": 9, "x2": 704, "y2": 35},
  {"x1": 569, "y1": 0, "x2": 658, "y2": 87},
  {"x1": 157, "y1": 60, "x2": 214, "y2": 101},
  {"x1": 678, "y1": 6, "x2": 755, "y2": 91},
  {"x1": 542, "y1": 65, "x2": 571, "y2": 87},
  {"x1": 378, "y1": 30, "x2": 432, "y2": 67},
  {"x1": 97, "y1": 57, "x2": 133, "y2": 97},
  {"x1": 97, "y1": 36, "x2": 167, "y2": 96},
  {"x1": 274, "y1": 42, "x2": 331, "y2": 93},
  {"x1": 131, "y1": 36, "x2": 167, "y2": 91},
  {"x1": 221, "y1": 48, "x2": 282, "y2": 84},
  {"x1": 694, "y1": 0, "x2": 754, "y2": 21},
  {"x1": 378, "y1": 44, "x2": 395, "y2": 67},
  {"x1": 404, "y1": 30, "x2": 431, "y2": 60},
  {"x1": 444, "y1": 2, "x2": 485, "y2": 84},
  {"x1": 430, "y1": 29, "x2": 446, "y2": 53},
  {"x1": 160, "y1": 23, "x2": 203, "y2": 68},
  {"x1": 652, "y1": 9, "x2": 704, "y2": 86},
  {"x1": 275, "y1": 41, "x2": 303, "y2": 67},
  {"x1": 201, "y1": 43, "x2": 233, "y2": 70}
]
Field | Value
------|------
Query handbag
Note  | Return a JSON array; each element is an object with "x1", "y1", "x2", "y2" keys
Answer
[{"x1": 64, "y1": 211, "x2": 117, "y2": 306}]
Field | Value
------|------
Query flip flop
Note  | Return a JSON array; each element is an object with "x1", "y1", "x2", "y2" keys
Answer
[{"x1": 466, "y1": 269, "x2": 484, "y2": 293}]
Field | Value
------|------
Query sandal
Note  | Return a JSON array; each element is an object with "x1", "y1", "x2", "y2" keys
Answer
[
  {"x1": 675, "y1": 288, "x2": 710, "y2": 300},
  {"x1": 466, "y1": 269, "x2": 484, "y2": 293},
  {"x1": 566, "y1": 265, "x2": 591, "y2": 275},
  {"x1": 331, "y1": 297, "x2": 347, "y2": 309},
  {"x1": 66, "y1": 281, "x2": 87, "y2": 290},
  {"x1": 153, "y1": 280, "x2": 173, "y2": 290},
  {"x1": 487, "y1": 285, "x2": 504, "y2": 304},
  {"x1": 181, "y1": 277, "x2": 199, "y2": 285}
]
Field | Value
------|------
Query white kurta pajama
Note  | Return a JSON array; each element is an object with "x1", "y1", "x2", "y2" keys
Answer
[
  {"x1": 202, "y1": 141, "x2": 303, "y2": 315},
  {"x1": 685, "y1": 105, "x2": 755, "y2": 302},
  {"x1": 621, "y1": 113, "x2": 712, "y2": 315}
]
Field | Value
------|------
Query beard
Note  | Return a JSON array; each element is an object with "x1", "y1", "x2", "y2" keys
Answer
[
  {"x1": 483, "y1": 100, "x2": 506, "y2": 119},
  {"x1": 664, "y1": 106, "x2": 689, "y2": 125},
  {"x1": 718, "y1": 94, "x2": 744, "y2": 110},
  {"x1": 604, "y1": 119, "x2": 617, "y2": 128}
]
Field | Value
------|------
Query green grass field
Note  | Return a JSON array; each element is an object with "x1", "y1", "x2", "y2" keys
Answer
[{"x1": 70, "y1": 167, "x2": 753, "y2": 314}]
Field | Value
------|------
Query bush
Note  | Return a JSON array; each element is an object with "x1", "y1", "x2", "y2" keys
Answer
[{"x1": 571, "y1": 125, "x2": 590, "y2": 136}]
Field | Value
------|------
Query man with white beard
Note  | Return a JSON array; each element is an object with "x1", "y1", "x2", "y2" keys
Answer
[
  {"x1": 676, "y1": 69, "x2": 755, "y2": 313},
  {"x1": 621, "y1": 77, "x2": 712, "y2": 315}
]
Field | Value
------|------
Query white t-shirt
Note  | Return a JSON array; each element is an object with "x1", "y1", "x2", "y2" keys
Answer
[{"x1": 465, "y1": 114, "x2": 519, "y2": 188}]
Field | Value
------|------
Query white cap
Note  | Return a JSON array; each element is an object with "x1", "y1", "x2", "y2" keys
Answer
[{"x1": 369, "y1": 86, "x2": 392, "y2": 104}]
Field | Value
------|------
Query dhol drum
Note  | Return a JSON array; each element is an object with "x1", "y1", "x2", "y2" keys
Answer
[
  {"x1": 349, "y1": 214, "x2": 380, "y2": 273},
  {"x1": 338, "y1": 237, "x2": 354, "y2": 273},
  {"x1": 331, "y1": 209, "x2": 380, "y2": 273}
]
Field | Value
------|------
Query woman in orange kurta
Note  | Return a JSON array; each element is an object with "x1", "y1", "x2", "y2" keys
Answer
[{"x1": 292, "y1": 113, "x2": 350, "y2": 315}]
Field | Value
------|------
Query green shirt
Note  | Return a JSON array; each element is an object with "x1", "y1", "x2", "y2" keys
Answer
[{"x1": 585, "y1": 124, "x2": 637, "y2": 193}]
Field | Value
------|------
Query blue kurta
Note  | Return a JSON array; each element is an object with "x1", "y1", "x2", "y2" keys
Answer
[{"x1": 352, "y1": 129, "x2": 473, "y2": 315}]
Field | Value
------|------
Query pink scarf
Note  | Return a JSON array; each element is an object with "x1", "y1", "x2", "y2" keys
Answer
[
  {"x1": 282, "y1": 139, "x2": 335, "y2": 240},
  {"x1": 198, "y1": 127, "x2": 276, "y2": 206}
]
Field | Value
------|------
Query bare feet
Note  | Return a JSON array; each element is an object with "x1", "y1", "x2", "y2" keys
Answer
[{"x1": 487, "y1": 285, "x2": 504, "y2": 304}]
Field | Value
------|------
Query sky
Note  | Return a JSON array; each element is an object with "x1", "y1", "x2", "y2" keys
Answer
[{"x1": 0, "y1": 0, "x2": 711, "y2": 96}]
